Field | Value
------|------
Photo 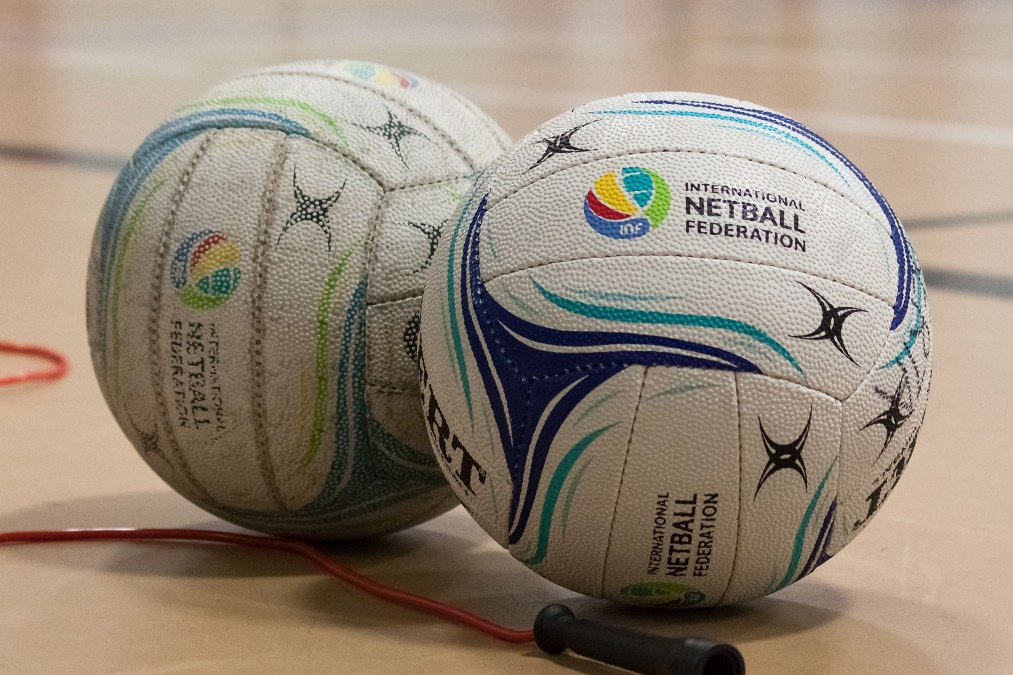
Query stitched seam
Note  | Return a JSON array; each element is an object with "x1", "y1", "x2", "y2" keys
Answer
[
  {"x1": 233, "y1": 69, "x2": 480, "y2": 172},
  {"x1": 474, "y1": 331, "x2": 847, "y2": 406},
  {"x1": 834, "y1": 314, "x2": 898, "y2": 527},
  {"x1": 443, "y1": 86, "x2": 512, "y2": 151},
  {"x1": 486, "y1": 147, "x2": 896, "y2": 240},
  {"x1": 148, "y1": 122, "x2": 387, "y2": 191},
  {"x1": 484, "y1": 251, "x2": 897, "y2": 307},
  {"x1": 147, "y1": 130, "x2": 218, "y2": 505},
  {"x1": 600, "y1": 365, "x2": 649, "y2": 597},
  {"x1": 361, "y1": 188, "x2": 391, "y2": 415},
  {"x1": 485, "y1": 252, "x2": 894, "y2": 399},
  {"x1": 472, "y1": 245, "x2": 829, "y2": 399},
  {"x1": 249, "y1": 133, "x2": 289, "y2": 511},
  {"x1": 368, "y1": 291, "x2": 423, "y2": 309},
  {"x1": 365, "y1": 382, "x2": 419, "y2": 395},
  {"x1": 717, "y1": 372, "x2": 743, "y2": 605},
  {"x1": 387, "y1": 173, "x2": 473, "y2": 193},
  {"x1": 834, "y1": 390, "x2": 846, "y2": 552},
  {"x1": 154, "y1": 126, "x2": 477, "y2": 193}
]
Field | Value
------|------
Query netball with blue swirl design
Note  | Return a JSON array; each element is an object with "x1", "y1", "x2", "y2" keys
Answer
[{"x1": 419, "y1": 92, "x2": 931, "y2": 606}]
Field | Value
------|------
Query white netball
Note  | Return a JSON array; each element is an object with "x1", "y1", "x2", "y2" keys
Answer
[
  {"x1": 86, "y1": 60, "x2": 509, "y2": 539},
  {"x1": 419, "y1": 93, "x2": 931, "y2": 605}
]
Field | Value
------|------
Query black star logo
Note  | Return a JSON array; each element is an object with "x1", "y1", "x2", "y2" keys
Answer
[
  {"x1": 864, "y1": 374, "x2": 912, "y2": 462},
  {"x1": 277, "y1": 171, "x2": 347, "y2": 250},
  {"x1": 356, "y1": 109, "x2": 429, "y2": 166},
  {"x1": 127, "y1": 415, "x2": 168, "y2": 464},
  {"x1": 755, "y1": 408, "x2": 811, "y2": 498},
  {"x1": 406, "y1": 220, "x2": 445, "y2": 272},
  {"x1": 526, "y1": 120, "x2": 597, "y2": 171},
  {"x1": 792, "y1": 282, "x2": 866, "y2": 364},
  {"x1": 403, "y1": 311, "x2": 421, "y2": 362}
]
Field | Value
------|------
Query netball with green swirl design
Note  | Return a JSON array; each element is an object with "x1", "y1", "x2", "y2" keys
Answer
[{"x1": 85, "y1": 60, "x2": 509, "y2": 539}]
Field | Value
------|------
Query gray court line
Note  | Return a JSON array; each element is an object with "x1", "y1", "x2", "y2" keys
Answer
[
  {"x1": 904, "y1": 211, "x2": 1013, "y2": 229},
  {"x1": 0, "y1": 140, "x2": 1010, "y2": 304},
  {"x1": 2, "y1": 138, "x2": 1012, "y2": 233},
  {"x1": 922, "y1": 268, "x2": 1013, "y2": 300},
  {"x1": 0, "y1": 143, "x2": 125, "y2": 172}
]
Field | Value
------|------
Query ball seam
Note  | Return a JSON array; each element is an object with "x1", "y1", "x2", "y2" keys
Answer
[
  {"x1": 600, "y1": 365, "x2": 649, "y2": 598},
  {"x1": 481, "y1": 250, "x2": 897, "y2": 308},
  {"x1": 233, "y1": 69, "x2": 482, "y2": 174},
  {"x1": 248, "y1": 133, "x2": 290, "y2": 511},
  {"x1": 146, "y1": 129, "x2": 219, "y2": 506},
  {"x1": 716, "y1": 372, "x2": 743, "y2": 605}
]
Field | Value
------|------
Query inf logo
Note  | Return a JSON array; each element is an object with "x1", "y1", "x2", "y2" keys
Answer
[
  {"x1": 170, "y1": 230, "x2": 241, "y2": 310},
  {"x1": 343, "y1": 61, "x2": 418, "y2": 89},
  {"x1": 583, "y1": 166, "x2": 670, "y2": 239}
]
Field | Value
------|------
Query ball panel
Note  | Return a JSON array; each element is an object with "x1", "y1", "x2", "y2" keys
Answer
[
  {"x1": 258, "y1": 137, "x2": 381, "y2": 508},
  {"x1": 366, "y1": 180, "x2": 470, "y2": 305},
  {"x1": 720, "y1": 374, "x2": 841, "y2": 605},
  {"x1": 487, "y1": 93, "x2": 887, "y2": 237},
  {"x1": 483, "y1": 254, "x2": 893, "y2": 402},
  {"x1": 418, "y1": 327, "x2": 512, "y2": 546},
  {"x1": 366, "y1": 297, "x2": 424, "y2": 395},
  {"x1": 505, "y1": 366, "x2": 646, "y2": 598},
  {"x1": 832, "y1": 279, "x2": 932, "y2": 555},
  {"x1": 87, "y1": 133, "x2": 216, "y2": 508},
  {"x1": 88, "y1": 131, "x2": 207, "y2": 404},
  {"x1": 189, "y1": 73, "x2": 461, "y2": 188},
  {"x1": 601, "y1": 368, "x2": 739, "y2": 607},
  {"x1": 479, "y1": 153, "x2": 897, "y2": 310},
  {"x1": 150, "y1": 127, "x2": 288, "y2": 510},
  {"x1": 250, "y1": 60, "x2": 511, "y2": 168}
]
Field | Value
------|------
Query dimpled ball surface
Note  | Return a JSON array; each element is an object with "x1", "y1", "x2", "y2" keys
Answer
[
  {"x1": 419, "y1": 92, "x2": 931, "y2": 606},
  {"x1": 87, "y1": 60, "x2": 509, "y2": 539}
]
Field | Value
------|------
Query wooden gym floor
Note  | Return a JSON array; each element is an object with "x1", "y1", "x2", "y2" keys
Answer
[{"x1": 1, "y1": 1, "x2": 1010, "y2": 673}]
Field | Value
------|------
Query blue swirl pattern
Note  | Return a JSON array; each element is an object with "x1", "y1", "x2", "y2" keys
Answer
[{"x1": 456, "y1": 195, "x2": 801, "y2": 546}]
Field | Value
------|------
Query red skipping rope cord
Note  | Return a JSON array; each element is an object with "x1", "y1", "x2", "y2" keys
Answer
[
  {"x1": 0, "y1": 341, "x2": 69, "y2": 385},
  {"x1": 0, "y1": 345, "x2": 534, "y2": 644},
  {"x1": 0, "y1": 528, "x2": 535, "y2": 643}
]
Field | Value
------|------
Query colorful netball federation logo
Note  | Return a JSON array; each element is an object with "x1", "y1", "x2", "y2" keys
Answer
[
  {"x1": 343, "y1": 61, "x2": 418, "y2": 89},
  {"x1": 583, "y1": 166, "x2": 670, "y2": 239},
  {"x1": 170, "y1": 230, "x2": 241, "y2": 310}
]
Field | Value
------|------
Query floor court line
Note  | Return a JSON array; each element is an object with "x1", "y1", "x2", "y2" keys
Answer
[
  {"x1": 451, "y1": 82, "x2": 1013, "y2": 150},
  {"x1": 698, "y1": 43, "x2": 1013, "y2": 84},
  {"x1": 921, "y1": 268, "x2": 1013, "y2": 300},
  {"x1": 5, "y1": 138, "x2": 1011, "y2": 233},
  {"x1": 3, "y1": 142, "x2": 1009, "y2": 292},
  {"x1": 792, "y1": 110, "x2": 1013, "y2": 150},
  {"x1": 3, "y1": 148, "x2": 1008, "y2": 301},
  {"x1": 0, "y1": 144, "x2": 125, "y2": 172},
  {"x1": 904, "y1": 211, "x2": 1013, "y2": 229},
  {"x1": 0, "y1": 46, "x2": 195, "y2": 81}
]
